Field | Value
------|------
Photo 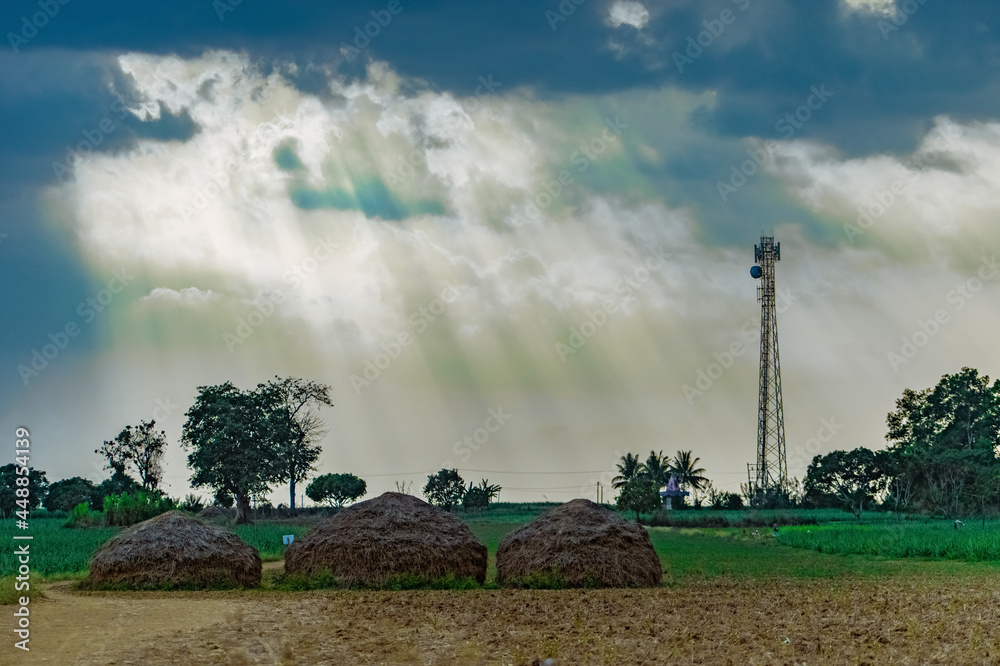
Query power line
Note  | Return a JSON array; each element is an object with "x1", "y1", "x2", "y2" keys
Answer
[{"x1": 360, "y1": 469, "x2": 609, "y2": 477}]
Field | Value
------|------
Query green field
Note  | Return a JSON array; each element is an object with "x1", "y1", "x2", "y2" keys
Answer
[
  {"x1": 779, "y1": 520, "x2": 1000, "y2": 561},
  {"x1": 1, "y1": 519, "x2": 118, "y2": 577},
  {"x1": 5, "y1": 509, "x2": 1000, "y2": 585}
]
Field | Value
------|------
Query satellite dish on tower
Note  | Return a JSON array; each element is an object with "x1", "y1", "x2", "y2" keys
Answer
[{"x1": 750, "y1": 265, "x2": 762, "y2": 279}]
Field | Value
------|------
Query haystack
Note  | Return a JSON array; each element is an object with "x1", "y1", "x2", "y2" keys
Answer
[
  {"x1": 284, "y1": 492, "x2": 487, "y2": 585},
  {"x1": 197, "y1": 506, "x2": 233, "y2": 521},
  {"x1": 89, "y1": 511, "x2": 261, "y2": 589},
  {"x1": 497, "y1": 498, "x2": 662, "y2": 588}
]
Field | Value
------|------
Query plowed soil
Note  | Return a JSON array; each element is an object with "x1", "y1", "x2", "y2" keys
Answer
[{"x1": 17, "y1": 570, "x2": 1000, "y2": 665}]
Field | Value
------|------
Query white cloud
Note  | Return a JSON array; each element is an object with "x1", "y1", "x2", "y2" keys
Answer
[
  {"x1": 140, "y1": 287, "x2": 221, "y2": 308},
  {"x1": 607, "y1": 1, "x2": 650, "y2": 29},
  {"x1": 763, "y1": 117, "x2": 1000, "y2": 265},
  {"x1": 841, "y1": 0, "x2": 897, "y2": 14}
]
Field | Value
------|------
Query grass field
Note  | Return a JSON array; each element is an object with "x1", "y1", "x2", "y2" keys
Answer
[
  {"x1": 779, "y1": 519, "x2": 1000, "y2": 561},
  {"x1": 0, "y1": 518, "x2": 118, "y2": 577}
]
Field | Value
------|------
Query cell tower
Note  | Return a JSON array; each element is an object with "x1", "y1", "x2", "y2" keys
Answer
[{"x1": 747, "y1": 234, "x2": 788, "y2": 497}]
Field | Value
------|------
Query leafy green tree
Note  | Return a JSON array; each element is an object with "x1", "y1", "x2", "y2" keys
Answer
[
  {"x1": 44, "y1": 477, "x2": 99, "y2": 512},
  {"x1": 885, "y1": 367, "x2": 1000, "y2": 518},
  {"x1": 704, "y1": 481, "x2": 742, "y2": 510},
  {"x1": 213, "y1": 489, "x2": 234, "y2": 509},
  {"x1": 615, "y1": 478, "x2": 662, "y2": 521},
  {"x1": 0, "y1": 465, "x2": 48, "y2": 517},
  {"x1": 423, "y1": 468, "x2": 465, "y2": 510},
  {"x1": 181, "y1": 381, "x2": 292, "y2": 523},
  {"x1": 462, "y1": 479, "x2": 501, "y2": 512},
  {"x1": 612, "y1": 453, "x2": 642, "y2": 489},
  {"x1": 95, "y1": 471, "x2": 142, "y2": 504},
  {"x1": 306, "y1": 473, "x2": 367, "y2": 507},
  {"x1": 804, "y1": 448, "x2": 887, "y2": 518},
  {"x1": 267, "y1": 376, "x2": 334, "y2": 510},
  {"x1": 723, "y1": 491, "x2": 744, "y2": 510}
]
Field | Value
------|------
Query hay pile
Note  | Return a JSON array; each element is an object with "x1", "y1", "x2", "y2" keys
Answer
[
  {"x1": 89, "y1": 511, "x2": 261, "y2": 589},
  {"x1": 497, "y1": 498, "x2": 662, "y2": 588},
  {"x1": 197, "y1": 506, "x2": 233, "y2": 522},
  {"x1": 284, "y1": 492, "x2": 487, "y2": 586}
]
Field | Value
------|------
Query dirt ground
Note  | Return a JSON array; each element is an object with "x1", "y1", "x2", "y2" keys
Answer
[{"x1": 16, "y1": 569, "x2": 1000, "y2": 665}]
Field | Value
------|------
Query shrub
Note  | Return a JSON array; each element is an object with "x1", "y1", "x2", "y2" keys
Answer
[
  {"x1": 65, "y1": 502, "x2": 103, "y2": 528},
  {"x1": 178, "y1": 493, "x2": 206, "y2": 513},
  {"x1": 30, "y1": 507, "x2": 67, "y2": 520},
  {"x1": 103, "y1": 492, "x2": 175, "y2": 527}
]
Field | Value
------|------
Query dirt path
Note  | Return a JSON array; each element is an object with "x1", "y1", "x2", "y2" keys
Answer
[
  {"x1": 13, "y1": 572, "x2": 1000, "y2": 664},
  {"x1": 22, "y1": 582, "x2": 239, "y2": 664}
]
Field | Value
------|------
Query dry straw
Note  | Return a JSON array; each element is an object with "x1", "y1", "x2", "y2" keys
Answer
[
  {"x1": 284, "y1": 492, "x2": 487, "y2": 586},
  {"x1": 197, "y1": 506, "x2": 234, "y2": 522},
  {"x1": 89, "y1": 510, "x2": 261, "y2": 589},
  {"x1": 497, "y1": 498, "x2": 662, "y2": 588}
]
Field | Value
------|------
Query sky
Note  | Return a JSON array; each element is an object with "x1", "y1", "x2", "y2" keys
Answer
[{"x1": 2, "y1": 0, "x2": 999, "y2": 505}]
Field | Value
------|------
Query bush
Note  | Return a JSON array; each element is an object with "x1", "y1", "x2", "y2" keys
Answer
[
  {"x1": 30, "y1": 507, "x2": 67, "y2": 520},
  {"x1": 65, "y1": 502, "x2": 103, "y2": 528},
  {"x1": 178, "y1": 493, "x2": 206, "y2": 513},
  {"x1": 103, "y1": 492, "x2": 175, "y2": 527}
]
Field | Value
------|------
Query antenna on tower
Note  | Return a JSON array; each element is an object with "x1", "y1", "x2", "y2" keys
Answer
[{"x1": 747, "y1": 234, "x2": 788, "y2": 505}]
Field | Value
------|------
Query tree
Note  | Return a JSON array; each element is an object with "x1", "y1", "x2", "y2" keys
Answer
[
  {"x1": 95, "y1": 433, "x2": 132, "y2": 479},
  {"x1": 213, "y1": 489, "x2": 234, "y2": 509},
  {"x1": 179, "y1": 494, "x2": 206, "y2": 513},
  {"x1": 616, "y1": 478, "x2": 662, "y2": 520},
  {"x1": 704, "y1": 480, "x2": 742, "y2": 510},
  {"x1": 127, "y1": 420, "x2": 167, "y2": 491},
  {"x1": 266, "y1": 376, "x2": 334, "y2": 511},
  {"x1": 640, "y1": 450, "x2": 671, "y2": 489},
  {"x1": 306, "y1": 473, "x2": 367, "y2": 507},
  {"x1": 44, "y1": 477, "x2": 99, "y2": 512},
  {"x1": 723, "y1": 491, "x2": 744, "y2": 510},
  {"x1": 181, "y1": 381, "x2": 291, "y2": 523},
  {"x1": 423, "y1": 468, "x2": 465, "y2": 510},
  {"x1": 612, "y1": 453, "x2": 642, "y2": 489},
  {"x1": 462, "y1": 479, "x2": 501, "y2": 512},
  {"x1": 804, "y1": 448, "x2": 887, "y2": 518},
  {"x1": 0, "y1": 465, "x2": 48, "y2": 517},
  {"x1": 881, "y1": 448, "x2": 918, "y2": 517},
  {"x1": 885, "y1": 367, "x2": 1000, "y2": 518},
  {"x1": 95, "y1": 419, "x2": 168, "y2": 491},
  {"x1": 671, "y1": 450, "x2": 708, "y2": 498},
  {"x1": 95, "y1": 472, "x2": 141, "y2": 504}
]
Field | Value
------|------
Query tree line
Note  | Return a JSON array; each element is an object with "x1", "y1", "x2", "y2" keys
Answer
[
  {"x1": 2, "y1": 375, "x2": 508, "y2": 524},
  {"x1": 610, "y1": 449, "x2": 723, "y2": 518},
  {"x1": 804, "y1": 367, "x2": 1000, "y2": 521}
]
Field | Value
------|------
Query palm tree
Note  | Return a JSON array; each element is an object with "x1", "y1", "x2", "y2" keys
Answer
[
  {"x1": 641, "y1": 450, "x2": 671, "y2": 489},
  {"x1": 671, "y1": 450, "x2": 708, "y2": 494},
  {"x1": 612, "y1": 453, "x2": 642, "y2": 489}
]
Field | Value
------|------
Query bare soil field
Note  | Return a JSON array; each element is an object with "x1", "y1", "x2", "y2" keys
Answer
[{"x1": 18, "y1": 570, "x2": 1000, "y2": 665}]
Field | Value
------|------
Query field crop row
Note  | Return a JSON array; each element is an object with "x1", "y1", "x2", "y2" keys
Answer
[{"x1": 779, "y1": 521, "x2": 1000, "y2": 562}]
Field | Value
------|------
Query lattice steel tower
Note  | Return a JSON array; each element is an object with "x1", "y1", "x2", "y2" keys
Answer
[{"x1": 747, "y1": 234, "x2": 788, "y2": 496}]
